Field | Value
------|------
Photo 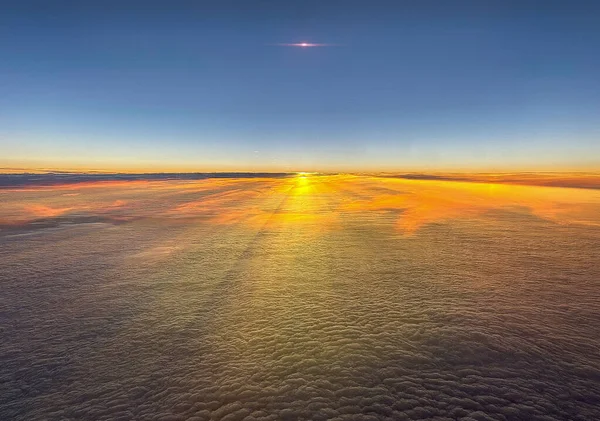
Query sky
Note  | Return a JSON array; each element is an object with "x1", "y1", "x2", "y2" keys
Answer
[{"x1": 1, "y1": 0, "x2": 599, "y2": 172}]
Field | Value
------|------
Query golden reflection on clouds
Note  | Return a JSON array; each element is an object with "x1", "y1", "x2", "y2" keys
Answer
[
  {"x1": 23, "y1": 204, "x2": 76, "y2": 218},
  {"x1": 1, "y1": 174, "x2": 599, "y2": 235},
  {"x1": 339, "y1": 177, "x2": 600, "y2": 234}
]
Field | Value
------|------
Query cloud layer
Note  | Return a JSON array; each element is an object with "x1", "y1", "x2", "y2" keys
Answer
[{"x1": 1, "y1": 174, "x2": 599, "y2": 420}]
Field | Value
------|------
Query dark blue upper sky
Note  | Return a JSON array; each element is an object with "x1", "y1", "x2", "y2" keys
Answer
[{"x1": 2, "y1": 1, "x2": 599, "y2": 171}]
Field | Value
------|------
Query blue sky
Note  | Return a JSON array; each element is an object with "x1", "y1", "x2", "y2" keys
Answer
[{"x1": 1, "y1": 1, "x2": 599, "y2": 172}]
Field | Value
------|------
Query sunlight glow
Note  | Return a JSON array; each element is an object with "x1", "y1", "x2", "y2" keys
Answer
[{"x1": 2, "y1": 175, "x2": 599, "y2": 235}]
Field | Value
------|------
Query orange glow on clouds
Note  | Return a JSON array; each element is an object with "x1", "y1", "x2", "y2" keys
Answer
[
  {"x1": 1, "y1": 174, "x2": 599, "y2": 237},
  {"x1": 339, "y1": 178, "x2": 600, "y2": 234},
  {"x1": 23, "y1": 204, "x2": 75, "y2": 218}
]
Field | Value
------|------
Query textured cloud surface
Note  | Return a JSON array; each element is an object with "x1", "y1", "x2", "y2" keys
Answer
[{"x1": 1, "y1": 175, "x2": 600, "y2": 420}]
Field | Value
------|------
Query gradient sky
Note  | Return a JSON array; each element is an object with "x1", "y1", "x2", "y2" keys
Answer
[{"x1": 1, "y1": 0, "x2": 599, "y2": 172}]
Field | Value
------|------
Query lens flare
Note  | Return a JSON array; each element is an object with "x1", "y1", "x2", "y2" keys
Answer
[{"x1": 275, "y1": 42, "x2": 333, "y2": 48}]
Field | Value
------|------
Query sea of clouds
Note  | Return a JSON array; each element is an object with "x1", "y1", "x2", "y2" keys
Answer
[{"x1": 1, "y1": 175, "x2": 599, "y2": 420}]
